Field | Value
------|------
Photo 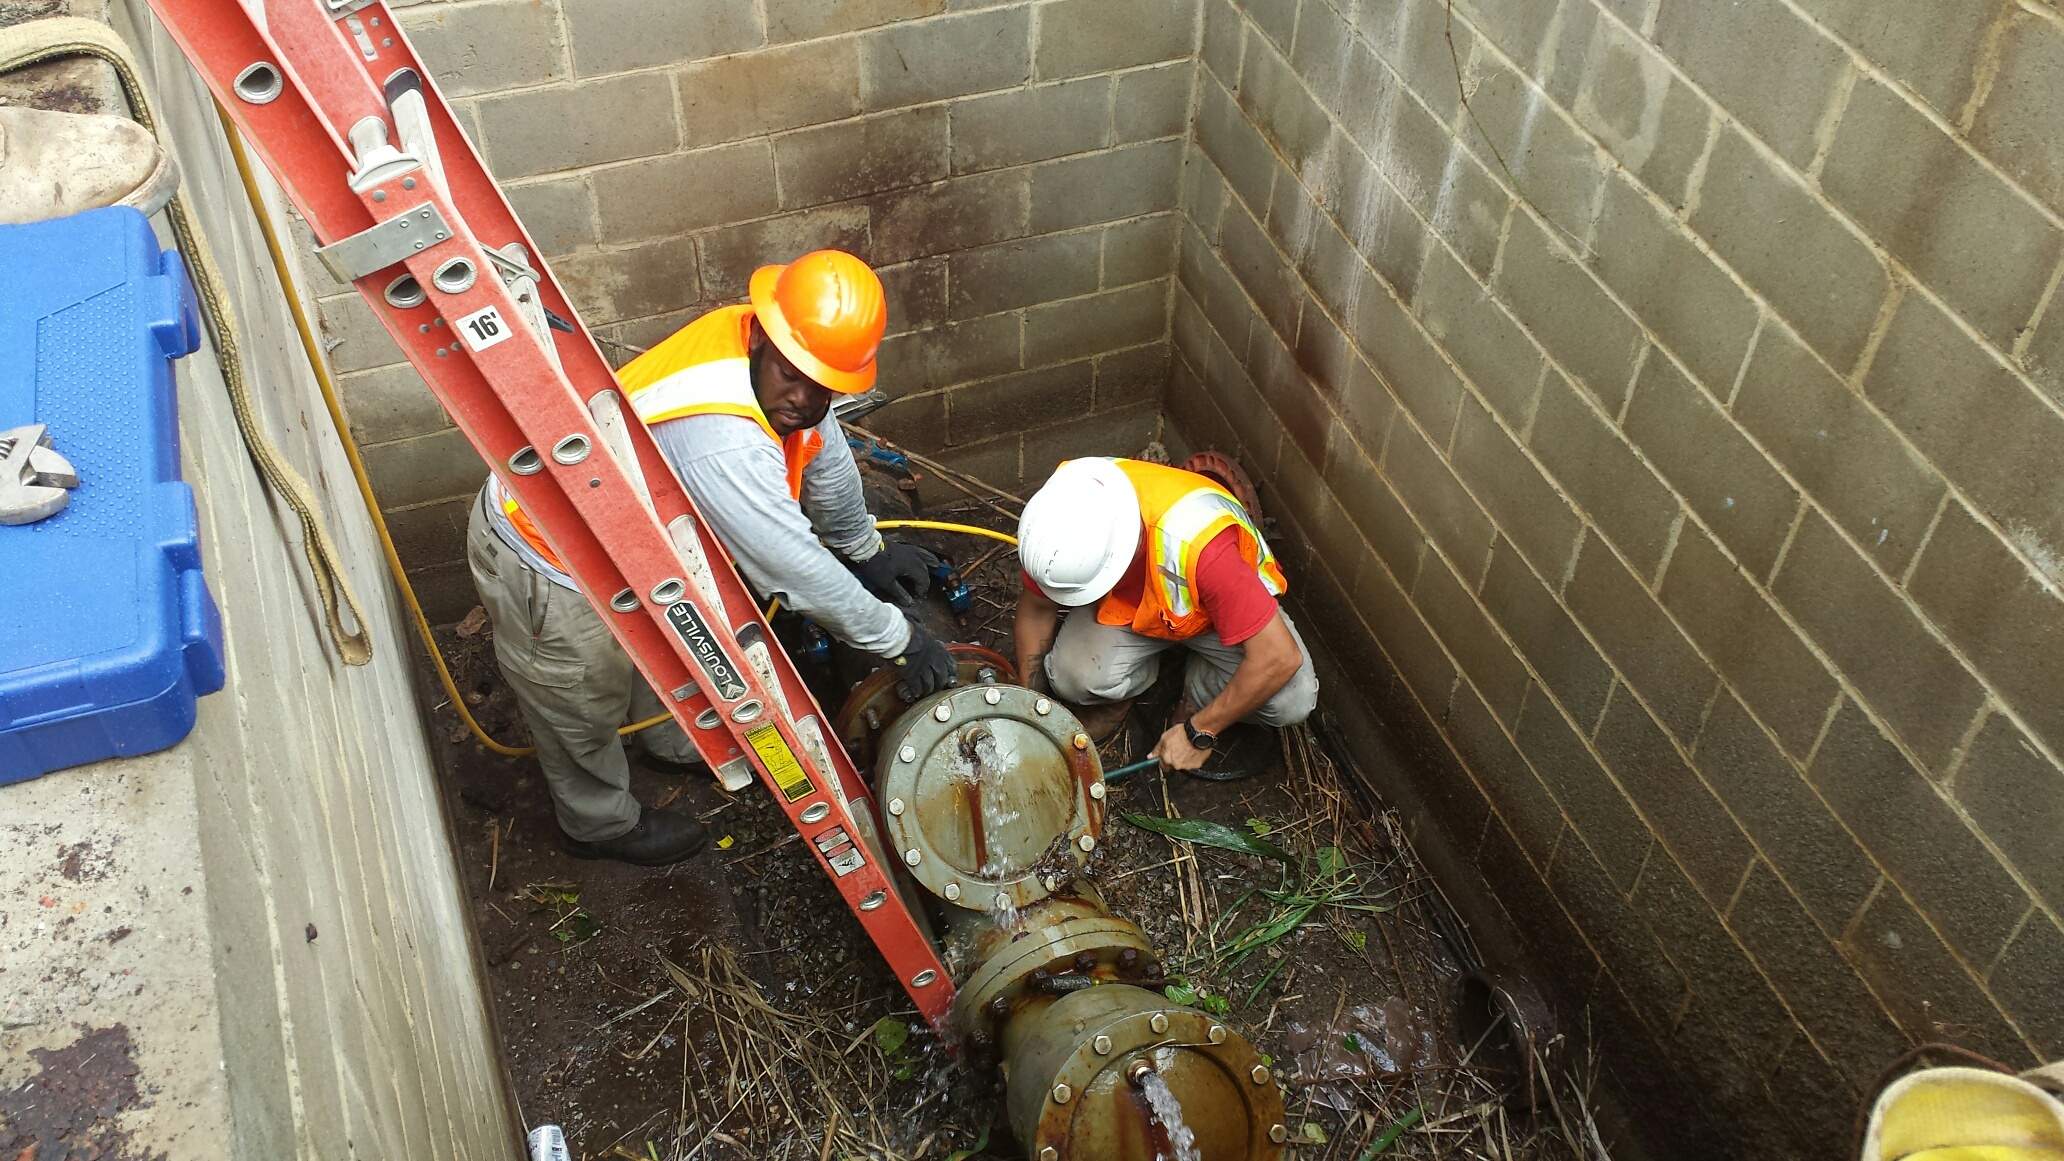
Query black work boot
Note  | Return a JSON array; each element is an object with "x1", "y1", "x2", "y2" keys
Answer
[{"x1": 564, "y1": 808, "x2": 710, "y2": 866}]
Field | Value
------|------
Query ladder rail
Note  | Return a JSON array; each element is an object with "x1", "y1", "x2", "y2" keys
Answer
[{"x1": 152, "y1": 0, "x2": 955, "y2": 1026}]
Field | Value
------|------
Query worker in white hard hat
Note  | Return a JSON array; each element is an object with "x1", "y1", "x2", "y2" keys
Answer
[{"x1": 1013, "y1": 458, "x2": 1318, "y2": 778}]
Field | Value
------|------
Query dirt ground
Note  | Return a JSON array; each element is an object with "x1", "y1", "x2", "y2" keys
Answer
[{"x1": 425, "y1": 476, "x2": 1605, "y2": 1161}]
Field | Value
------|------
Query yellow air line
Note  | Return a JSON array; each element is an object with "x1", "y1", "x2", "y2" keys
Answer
[
  {"x1": 221, "y1": 106, "x2": 669, "y2": 756},
  {"x1": 874, "y1": 519, "x2": 1019, "y2": 547},
  {"x1": 765, "y1": 521, "x2": 1018, "y2": 620}
]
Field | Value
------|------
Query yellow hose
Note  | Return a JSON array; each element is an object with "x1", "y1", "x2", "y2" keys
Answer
[
  {"x1": 877, "y1": 519, "x2": 1019, "y2": 547},
  {"x1": 222, "y1": 107, "x2": 667, "y2": 756}
]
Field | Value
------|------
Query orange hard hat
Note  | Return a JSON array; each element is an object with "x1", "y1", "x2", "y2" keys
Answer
[{"x1": 748, "y1": 250, "x2": 886, "y2": 394}]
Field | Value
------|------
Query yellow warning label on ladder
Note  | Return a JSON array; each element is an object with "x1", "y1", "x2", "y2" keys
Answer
[{"x1": 747, "y1": 723, "x2": 816, "y2": 803}]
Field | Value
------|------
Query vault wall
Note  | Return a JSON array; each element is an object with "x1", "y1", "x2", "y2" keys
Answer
[
  {"x1": 1165, "y1": 0, "x2": 2064, "y2": 1156},
  {"x1": 307, "y1": 0, "x2": 1201, "y2": 618},
  {"x1": 0, "y1": 3, "x2": 523, "y2": 1156}
]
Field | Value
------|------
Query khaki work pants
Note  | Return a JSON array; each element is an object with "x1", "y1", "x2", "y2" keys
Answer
[
  {"x1": 1044, "y1": 610, "x2": 1320, "y2": 727},
  {"x1": 465, "y1": 492, "x2": 697, "y2": 841}
]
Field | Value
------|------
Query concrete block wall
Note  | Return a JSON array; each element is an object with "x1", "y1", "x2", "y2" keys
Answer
[
  {"x1": 311, "y1": 0, "x2": 1199, "y2": 616},
  {"x1": 0, "y1": 3, "x2": 518, "y2": 1156},
  {"x1": 1170, "y1": 0, "x2": 2064, "y2": 1155}
]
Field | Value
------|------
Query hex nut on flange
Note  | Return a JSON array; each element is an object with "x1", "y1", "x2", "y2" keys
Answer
[
  {"x1": 1051, "y1": 1083, "x2": 1072, "y2": 1104},
  {"x1": 1251, "y1": 1064, "x2": 1271, "y2": 1084},
  {"x1": 1149, "y1": 1013, "x2": 1169, "y2": 1034},
  {"x1": 1039, "y1": 1150, "x2": 1058, "y2": 1161},
  {"x1": 1270, "y1": 1124, "x2": 1288, "y2": 1143}
]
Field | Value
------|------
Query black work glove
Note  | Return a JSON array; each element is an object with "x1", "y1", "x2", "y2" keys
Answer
[
  {"x1": 888, "y1": 617, "x2": 956, "y2": 701},
  {"x1": 847, "y1": 537, "x2": 941, "y2": 607}
]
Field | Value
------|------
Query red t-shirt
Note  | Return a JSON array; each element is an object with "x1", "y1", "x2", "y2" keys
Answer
[{"x1": 1027, "y1": 527, "x2": 1279, "y2": 645}]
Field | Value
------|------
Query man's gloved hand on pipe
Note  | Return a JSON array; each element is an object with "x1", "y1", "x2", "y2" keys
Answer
[
  {"x1": 888, "y1": 615, "x2": 956, "y2": 700},
  {"x1": 846, "y1": 537, "x2": 940, "y2": 607}
]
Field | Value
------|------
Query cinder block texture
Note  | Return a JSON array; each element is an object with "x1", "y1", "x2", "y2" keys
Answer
[
  {"x1": 323, "y1": 1, "x2": 2064, "y2": 1150},
  {"x1": 1168, "y1": 0, "x2": 2064, "y2": 1154},
  {"x1": 325, "y1": 0, "x2": 1194, "y2": 584}
]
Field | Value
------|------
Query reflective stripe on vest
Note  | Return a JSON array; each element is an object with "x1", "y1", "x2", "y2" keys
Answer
[
  {"x1": 1095, "y1": 458, "x2": 1288, "y2": 641},
  {"x1": 497, "y1": 307, "x2": 824, "y2": 567},
  {"x1": 492, "y1": 474, "x2": 568, "y2": 574},
  {"x1": 1148, "y1": 488, "x2": 1285, "y2": 621},
  {"x1": 626, "y1": 356, "x2": 761, "y2": 428}
]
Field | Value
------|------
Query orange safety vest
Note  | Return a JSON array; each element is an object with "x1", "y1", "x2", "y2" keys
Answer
[
  {"x1": 498, "y1": 304, "x2": 824, "y2": 571},
  {"x1": 1095, "y1": 459, "x2": 1288, "y2": 642}
]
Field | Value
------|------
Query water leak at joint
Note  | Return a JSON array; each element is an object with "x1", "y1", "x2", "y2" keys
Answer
[
  {"x1": 1135, "y1": 1068, "x2": 1202, "y2": 1161},
  {"x1": 959, "y1": 724, "x2": 997, "y2": 874}
]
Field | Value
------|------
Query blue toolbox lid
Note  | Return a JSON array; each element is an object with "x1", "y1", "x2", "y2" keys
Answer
[{"x1": 0, "y1": 206, "x2": 224, "y2": 782}]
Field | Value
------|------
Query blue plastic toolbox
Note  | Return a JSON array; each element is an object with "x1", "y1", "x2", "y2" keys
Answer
[{"x1": 0, "y1": 206, "x2": 224, "y2": 782}]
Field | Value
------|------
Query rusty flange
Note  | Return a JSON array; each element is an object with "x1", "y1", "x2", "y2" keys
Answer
[
  {"x1": 953, "y1": 914, "x2": 1159, "y2": 1039},
  {"x1": 874, "y1": 682, "x2": 1104, "y2": 915},
  {"x1": 833, "y1": 644, "x2": 1016, "y2": 771},
  {"x1": 1007, "y1": 984, "x2": 1285, "y2": 1161},
  {"x1": 1178, "y1": 449, "x2": 1261, "y2": 518}
]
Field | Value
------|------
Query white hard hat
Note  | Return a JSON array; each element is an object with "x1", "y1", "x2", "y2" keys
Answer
[{"x1": 1018, "y1": 458, "x2": 1141, "y2": 606}]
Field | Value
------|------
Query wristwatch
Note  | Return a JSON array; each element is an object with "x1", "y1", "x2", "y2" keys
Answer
[{"x1": 1183, "y1": 717, "x2": 1217, "y2": 751}]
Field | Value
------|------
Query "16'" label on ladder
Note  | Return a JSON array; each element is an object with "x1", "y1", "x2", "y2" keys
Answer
[{"x1": 455, "y1": 305, "x2": 513, "y2": 352}]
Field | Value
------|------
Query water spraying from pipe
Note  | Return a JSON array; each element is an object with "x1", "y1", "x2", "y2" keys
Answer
[{"x1": 1137, "y1": 1069, "x2": 1202, "y2": 1161}]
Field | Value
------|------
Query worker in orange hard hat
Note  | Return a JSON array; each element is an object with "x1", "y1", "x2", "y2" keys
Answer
[{"x1": 466, "y1": 250, "x2": 955, "y2": 866}]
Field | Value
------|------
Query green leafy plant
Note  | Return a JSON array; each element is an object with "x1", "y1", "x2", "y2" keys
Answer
[
  {"x1": 870, "y1": 1016, "x2": 919, "y2": 1081},
  {"x1": 1359, "y1": 1105, "x2": 1424, "y2": 1158},
  {"x1": 1160, "y1": 975, "x2": 1230, "y2": 1015},
  {"x1": 1216, "y1": 846, "x2": 1392, "y2": 971},
  {"x1": 520, "y1": 882, "x2": 603, "y2": 945},
  {"x1": 1121, "y1": 813, "x2": 1294, "y2": 862},
  {"x1": 944, "y1": 1124, "x2": 992, "y2": 1161}
]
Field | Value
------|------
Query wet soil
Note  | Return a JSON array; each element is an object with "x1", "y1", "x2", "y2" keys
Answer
[{"x1": 425, "y1": 493, "x2": 1589, "y2": 1161}]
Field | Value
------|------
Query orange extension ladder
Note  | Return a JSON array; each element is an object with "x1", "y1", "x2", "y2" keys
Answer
[{"x1": 145, "y1": 0, "x2": 958, "y2": 1029}]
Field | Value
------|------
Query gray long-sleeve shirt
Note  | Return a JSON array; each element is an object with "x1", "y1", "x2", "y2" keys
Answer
[{"x1": 481, "y1": 408, "x2": 911, "y2": 657}]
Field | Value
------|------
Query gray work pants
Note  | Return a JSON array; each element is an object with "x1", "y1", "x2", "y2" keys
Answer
[
  {"x1": 1044, "y1": 610, "x2": 1320, "y2": 726},
  {"x1": 465, "y1": 492, "x2": 697, "y2": 841}
]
